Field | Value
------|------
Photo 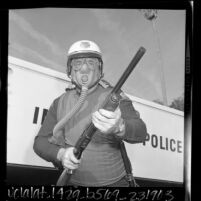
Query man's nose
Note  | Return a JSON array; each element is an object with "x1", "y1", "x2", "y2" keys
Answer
[{"x1": 80, "y1": 63, "x2": 91, "y2": 74}]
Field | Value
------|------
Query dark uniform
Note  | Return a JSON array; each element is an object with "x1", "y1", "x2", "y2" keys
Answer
[{"x1": 33, "y1": 81, "x2": 147, "y2": 186}]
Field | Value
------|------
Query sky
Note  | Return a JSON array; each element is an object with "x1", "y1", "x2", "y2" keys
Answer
[{"x1": 8, "y1": 8, "x2": 186, "y2": 106}]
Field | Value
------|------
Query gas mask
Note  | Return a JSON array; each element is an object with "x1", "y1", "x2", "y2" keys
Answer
[{"x1": 70, "y1": 57, "x2": 102, "y2": 90}]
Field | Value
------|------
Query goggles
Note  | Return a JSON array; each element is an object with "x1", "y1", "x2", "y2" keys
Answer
[{"x1": 71, "y1": 58, "x2": 99, "y2": 71}]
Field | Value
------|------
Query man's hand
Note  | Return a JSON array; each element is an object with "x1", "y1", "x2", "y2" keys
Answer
[
  {"x1": 57, "y1": 147, "x2": 81, "y2": 170},
  {"x1": 92, "y1": 107, "x2": 125, "y2": 135}
]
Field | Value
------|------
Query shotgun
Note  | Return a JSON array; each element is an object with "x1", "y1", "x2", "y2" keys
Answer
[{"x1": 56, "y1": 46, "x2": 146, "y2": 186}]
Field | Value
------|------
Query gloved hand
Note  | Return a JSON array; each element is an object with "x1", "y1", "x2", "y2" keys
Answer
[
  {"x1": 57, "y1": 147, "x2": 81, "y2": 170},
  {"x1": 92, "y1": 107, "x2": 125, "y2": 135}
]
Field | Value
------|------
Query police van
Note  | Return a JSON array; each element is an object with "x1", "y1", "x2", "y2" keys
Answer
[{"x1": 7, "y1": 56, "x2": 185, "y2": 187}]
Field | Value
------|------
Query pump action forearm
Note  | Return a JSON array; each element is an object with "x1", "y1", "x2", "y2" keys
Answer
[{"x1": 56, "y1": 47, "x2": 146, "y2": 186}]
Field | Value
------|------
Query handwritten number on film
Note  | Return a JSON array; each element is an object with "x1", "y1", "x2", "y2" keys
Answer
[
  {"x1": 129, "y1": 189, "x2": 174, "y2": 201},
  {"x1": 7, "y1": 187, "x2": 176, "y2": 201}
]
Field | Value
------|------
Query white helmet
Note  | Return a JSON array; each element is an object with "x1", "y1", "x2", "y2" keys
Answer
[
  {"x1": 67, "y1": 40, "x2": 103, "y2": 76},
  {"x1": 68, "y1": 40, "x2": 102, "y2": 56}
]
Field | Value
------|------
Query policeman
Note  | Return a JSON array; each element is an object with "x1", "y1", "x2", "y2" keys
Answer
[{"x1": 33, "y1": 40, "x2": 147, "y2": 187}]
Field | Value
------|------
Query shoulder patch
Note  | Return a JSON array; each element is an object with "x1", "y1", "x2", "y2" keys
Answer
[
  {"x1": 99, "y1": 79, "x2": 112, "y2": 89},
  {"x1": 65, "y1": 82, "x2": 76, "y2": 91}
]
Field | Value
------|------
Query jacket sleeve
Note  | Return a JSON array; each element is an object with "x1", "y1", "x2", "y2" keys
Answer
[
  {"x1": 33, "y1": 97, "x2": 70, "y2": 168},
  {"x1": 119, "y1": 98, "x2": 148, "y2": 144}
]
